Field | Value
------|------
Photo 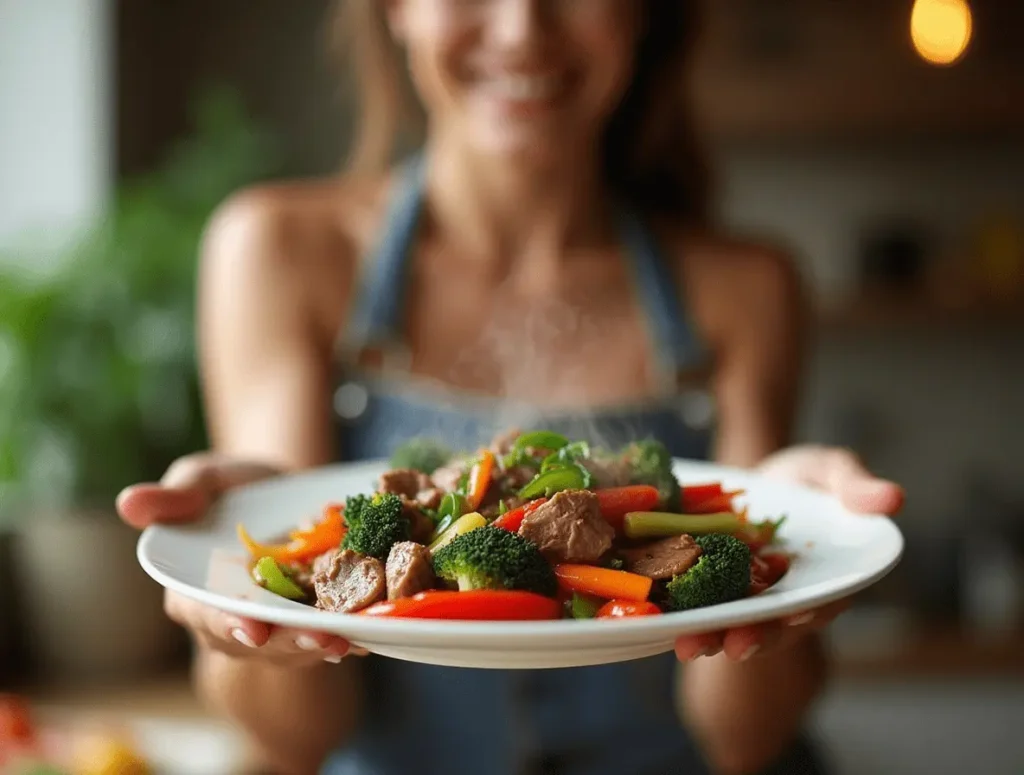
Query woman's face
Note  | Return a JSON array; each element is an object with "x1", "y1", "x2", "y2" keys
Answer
[{"x1": 388, "y1": 0, "x2": 642, "y2": 164}]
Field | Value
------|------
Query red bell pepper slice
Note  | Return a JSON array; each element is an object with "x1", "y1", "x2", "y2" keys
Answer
[
  {"x1": 238, "y1": 505, "x2": 345, "y2": 565},
  {"x1": 554, "y1": 564, "x2": 653, "y2": 603},
  {"x1": 733, "y1": 516, "x2": 786, "y2": 552},
  {"x1": 360, "y1": 590, "x2": 562, "y2": 620},
  {"x1": 749, "y1": 552, "x2": 791, "y2": 595},
  {"x1": 466, "y1": 450, "x2": 496, "y2": 511},
  {"x1": 595, "y1": 485, "x2": 661, "y2": 531},
  {"x1": 492, "y1": 497, "x2": 547, "y2": 532},
  {"x1": 682, "y1": 483, "x2": 745, "y2": 514},
  {"x1": 596, "y1": 600, "x2": 662, "y2": 618}
]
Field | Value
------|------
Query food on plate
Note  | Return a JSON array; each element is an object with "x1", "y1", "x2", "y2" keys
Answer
[{"x1": 239, "y1": 431, "x2": 792, "y2": 619}]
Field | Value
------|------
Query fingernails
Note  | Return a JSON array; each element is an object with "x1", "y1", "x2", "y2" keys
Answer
[
  {"x1": 324, "y1": 654, "x2": 343, "y2": 664},
  {"x1": 295, "y1": 635, "x2": 321, "y2": 651},
  {"x1": 787, "y1": 612, "x2": 815, "y2": 627},
  {"x1": 738, "y1": 644, "x2": 760, "y2": 662},
  {"x1": 231, "y1": 628, "x2": 258, "y2": 649}
]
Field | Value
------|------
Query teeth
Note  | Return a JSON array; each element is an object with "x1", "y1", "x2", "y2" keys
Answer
[{"x1": 487, "y1": 75, "x2": 560, "y2": 101}]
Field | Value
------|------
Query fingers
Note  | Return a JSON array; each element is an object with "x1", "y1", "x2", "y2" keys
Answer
[
  {"x1": 164, "y1": 592, "x2": 357, "y2": 666},
  {"x1": 116, "y1": 454, "x2": 281, "y2": 529},
  {"x1": 676, "y1": 598, "x2": 851, "y2": 664},
  {"x1": 117, "y1": 484, "x2": 209, "y2": 528},
  {"x1": 761, "y1": 446, "x2": 905, "y2": 517}
]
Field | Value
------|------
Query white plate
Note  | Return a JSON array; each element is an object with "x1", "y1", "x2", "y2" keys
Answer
[{"x1": 137, "y1": 458, "x2": 903, "y2": 670}]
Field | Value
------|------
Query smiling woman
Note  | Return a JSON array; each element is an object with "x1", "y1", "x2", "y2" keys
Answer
[
  {"x1": 335, "y1": 0, "x2": 711, "y2": 221},
  {"x1": 111, "y1": 1, "x2": 907, "y2": 774}
]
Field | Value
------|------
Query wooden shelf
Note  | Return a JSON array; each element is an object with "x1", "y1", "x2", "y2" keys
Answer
[
  {"x1": 815, "y1": 294, "x2": 1024, "y2": 333},
  {"x1": 833, "y1": 627, "x2": 1024, "y2": 681}
]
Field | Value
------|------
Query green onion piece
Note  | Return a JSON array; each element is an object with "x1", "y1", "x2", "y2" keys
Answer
[
  {"x1": 512, "y1": 430, "x2": 570, "y2": 454},
  {"x1": 437, "y1": 492, "x2": 466, "y2": 522},
  {"x1": 622, "y1": 511, "x2": 744, "y2": 539},
  {"x1": 497, "y1": 500, "x2": 509, "y2": 516},
  {"x1": 570, "y1": 592, "x2": 602, "y2": 620},
  {"x1": 253, "y1": 557, "x2": 306, "y2": 600},
  {"x1": 518, "y1": 464, "x2": 587, "y2": 499}
]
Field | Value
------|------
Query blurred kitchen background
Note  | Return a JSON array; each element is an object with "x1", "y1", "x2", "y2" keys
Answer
[{"x1": 1, "y1": 0, "x2": 1022, "y2": 773}]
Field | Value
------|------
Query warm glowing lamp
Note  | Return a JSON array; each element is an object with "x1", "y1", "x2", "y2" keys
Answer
[{"x1": 910, "y1": 0, "x2": 973, "y2": 66}]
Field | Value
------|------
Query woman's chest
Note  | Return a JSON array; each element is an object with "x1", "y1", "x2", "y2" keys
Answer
[{"x1": 399, "y1": 260, "x2": 667, "y2": 407}]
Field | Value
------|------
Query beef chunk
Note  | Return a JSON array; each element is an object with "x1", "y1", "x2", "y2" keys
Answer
[
  {"x1": 401, "y1": 498, "x2": 437, "y2": 544},
  {"x1": 518, "y1": 489, "x2": 614, "y2": 564},
  {"x1": 621, "y1": 535, "x2": 703, "y2": 580},
  {"x1": 415, "y1": 487, "x2": 444, "y2": 510},
  {"x1": 431, "y1": 461, "x2": 468, "y2": 493},
  {"x1": 313, "y1": 549, "x2": 386, "y2": 613},
  {"x1": 489, "y1": 428, "x2": 522, "y2": 455},
  {"x1": 385, "y1": 541, "x2": 436, "y2": 600},
  {"x1": 378, "y1": 469, "x2": 433, "y2": 499}
]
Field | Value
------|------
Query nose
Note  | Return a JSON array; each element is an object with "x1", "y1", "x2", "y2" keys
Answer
[{"x1": 492, "y1": 0, "x2": 545, "y2": 49}]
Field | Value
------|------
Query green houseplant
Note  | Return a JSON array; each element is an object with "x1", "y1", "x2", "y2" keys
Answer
[{"x1": 0, "y1": 88, "x2": 280, "y2": 681}]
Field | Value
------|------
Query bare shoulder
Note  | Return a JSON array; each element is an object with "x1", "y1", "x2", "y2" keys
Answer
[
  {"x1": 656, "y1": 224, "x2": 807, "y2": 349},
  {"x1": 198, "y1": 175, "x2": 393, "y2": 335}
]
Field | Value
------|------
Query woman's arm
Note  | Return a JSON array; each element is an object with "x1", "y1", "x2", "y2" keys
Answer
[
  {"x1": 679, "y1": 246, "x2": 823, "y2": 775},
  {"x1": 193, "y1": 189, "x2": 361, "y2": 774}
]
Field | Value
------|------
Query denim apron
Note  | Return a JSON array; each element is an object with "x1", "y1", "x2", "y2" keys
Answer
[{"x1": 323, "y1": 157, "x2": 824, "y2": 775}]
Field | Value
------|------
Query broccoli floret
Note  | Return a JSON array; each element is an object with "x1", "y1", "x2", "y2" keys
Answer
[
  {"x1": 432, "y1": 527, "x2": 557, "y2": 597},
  {"x1": 389, "y1": 437, "x2": 453, "y2": 475},
  {"x1": 664, "y1": 533, "x2": 751, "y2": 611},
  {"x1": 341, "y1": 492, "x2": 409, "y2": 561},
  {"x1": 620, "y1": 438, "x2": 682, "y2": 510}
]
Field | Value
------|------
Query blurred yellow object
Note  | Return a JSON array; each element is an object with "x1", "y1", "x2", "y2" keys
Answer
[
  {"x1": 71, "y1": 733, "x2": 151, "y2": 775},
  {"x1": 910, "y1": 0, "x2": 973, "y2": 66}
]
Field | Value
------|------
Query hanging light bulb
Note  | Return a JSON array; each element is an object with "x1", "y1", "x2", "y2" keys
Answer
[{"x1": 910, "y1": 0, "x2": 973, "y2": 66}]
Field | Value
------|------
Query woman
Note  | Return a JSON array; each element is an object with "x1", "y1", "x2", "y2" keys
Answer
[{"x1": 118, "y1": 2, "x2": 903, "y2": 774}]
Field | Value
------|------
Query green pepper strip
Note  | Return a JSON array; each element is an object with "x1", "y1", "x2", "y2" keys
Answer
[
  {"x1": 518, "y1": 463, "x2": 588, "y2": 499},
  {"x1": 512, "y1": 430, "x2": 570, "y2": 453},
  {"x1": 253, "y1": 556, "x2": 306, "y2": 600},
  {"x1": 570, "y1": 592, "x2": 603, "y2": 620}
]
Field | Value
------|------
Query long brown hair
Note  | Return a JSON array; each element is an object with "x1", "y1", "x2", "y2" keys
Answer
[{"x1": 331, "y1": 1, "x2": 711, "y2": 225}]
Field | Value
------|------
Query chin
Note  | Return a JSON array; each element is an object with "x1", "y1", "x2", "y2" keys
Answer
[{"x1": 469, "y1": 124, "x2": 585, "y2": 171}]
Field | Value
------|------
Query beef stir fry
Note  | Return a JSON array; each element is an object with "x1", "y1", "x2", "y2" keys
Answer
[{"x1": 238, "y1": 431, "x2": 790, "y2": 620}]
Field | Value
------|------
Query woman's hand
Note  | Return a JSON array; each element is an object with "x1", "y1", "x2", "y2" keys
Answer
[
  {"x1": 117, "y1": 454, "x2": 356, "y2": 665},
  {"x1": 674, "y1": 446, "x2": 904, "y2": 662}
]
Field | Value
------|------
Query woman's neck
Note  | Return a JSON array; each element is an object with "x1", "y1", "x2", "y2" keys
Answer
[{"x1": 419, "y1": 135, "x2": 616, "y2": 269}]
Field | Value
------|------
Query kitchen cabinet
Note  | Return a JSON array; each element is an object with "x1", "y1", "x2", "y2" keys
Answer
[{"x1": 689, "y1": 0, "x2": 1024, "y2": 144}]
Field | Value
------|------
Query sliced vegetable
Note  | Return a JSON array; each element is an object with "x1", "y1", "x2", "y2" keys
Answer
[
  {"x1": 432, "y1": 492, "x2": 468, "y2": 537},
  {"x1": 253, "y1": 556, "x2": 306, "y2": 600},
  {"x1": 734, "y1": 516, "x2": 787, "y2": 552},
  {"x1": 596, "y1": 600, "x2": 662, "y2": 618},
  {"x1": 361, "y1": 590, "x2": 562, "y2": 620},
  {"x1": 492, "y1": 497, "x2": 547, "y2": 532},
  {"x1": 428, "y1": 511, "x2": 487, "y2": 554},
  {"x1": 540, "y1": 441, "x2": 591, "y2": 472},
  {"x1": 553, "y1": 564, "x2": 653, "y2": 603},
  {"x1": 595, "y1": 485, "x2": 661, "y2": 531},
  {"x1": 512, "y1": 430, "x2": 569, "y2": 453},
  {"x1": 238, "y1": 506, "x2": 344, "y2": 565},
  {"x1": 682, "y1": 483, "x2": 745, "y2": 514},
  {"x1": 518, "y1": 463, "x2": 590, "y2": 499},
  {"x1": 622, "y1": 511, "x2": 743, "y2": 539},
  {"x1": 466, "y1": 450, "x2": 495, "y2": 510},
  {"x1": 570, "y1": 592, "x2": 603, "y2": 619}
]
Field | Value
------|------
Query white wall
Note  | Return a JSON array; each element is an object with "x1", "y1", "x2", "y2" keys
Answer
[{"x1": 0, "y1": 0, "x2": 112, "y2": 253}]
